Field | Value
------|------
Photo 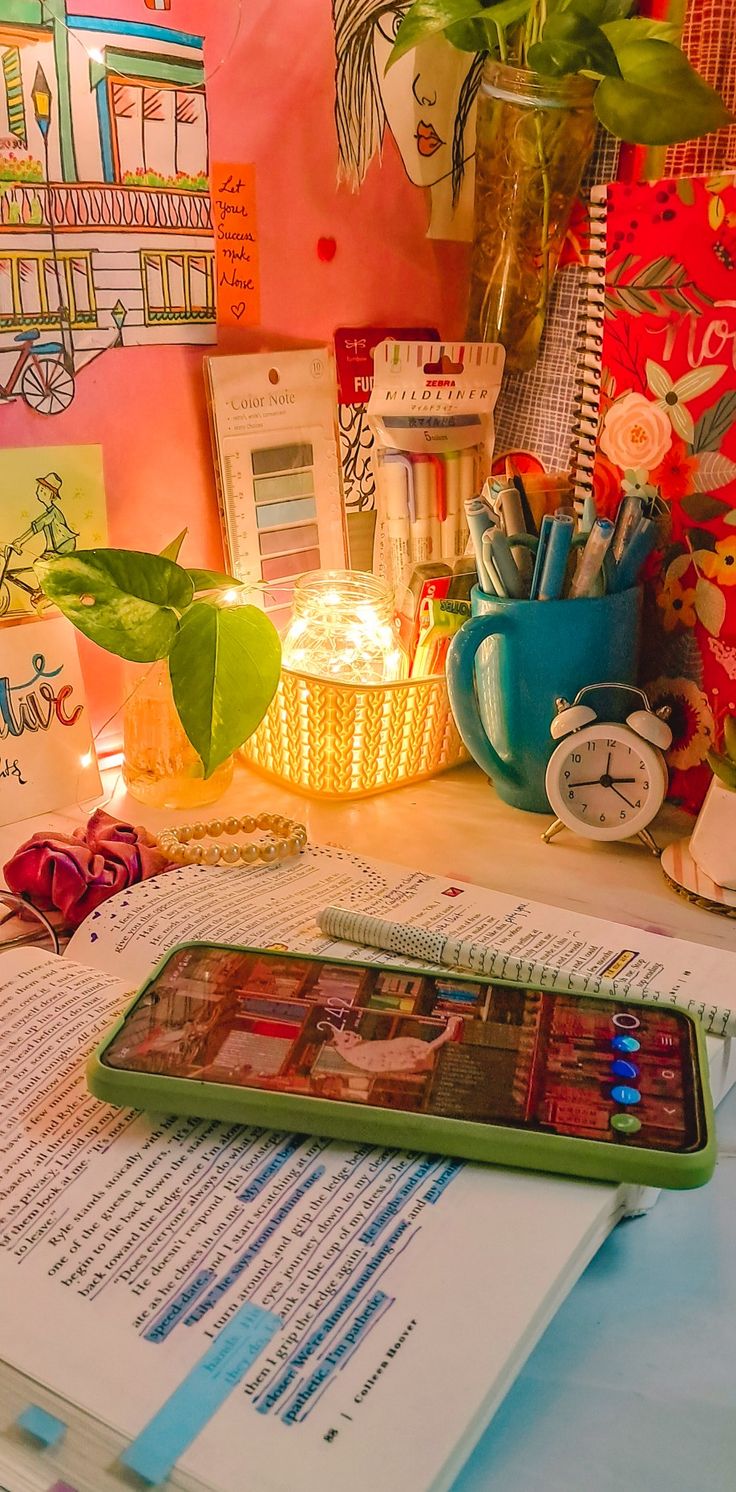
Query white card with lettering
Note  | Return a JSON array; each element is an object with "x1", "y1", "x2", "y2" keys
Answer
[{"x1": 0, "y1": 616, "x2": 101, "y2": 826}]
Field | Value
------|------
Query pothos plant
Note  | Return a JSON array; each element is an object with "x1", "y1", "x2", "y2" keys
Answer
[
  {"x1": 35, "y1": 531, "x2": 281, "y2": 778},
  {"x1": 389, "y1": 0, "x2": 731, "y2": 146},
  {"x1": 389, "y1": 2, "x2": 731, "y2": 366}
]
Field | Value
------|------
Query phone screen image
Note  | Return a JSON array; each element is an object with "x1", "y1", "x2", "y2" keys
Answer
[{"x1": 101, "y1": 945, "x2": 706, "y2": 1154}]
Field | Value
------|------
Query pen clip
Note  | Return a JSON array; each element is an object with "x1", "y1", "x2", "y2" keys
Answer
[{"x1": 383, "y1": 451, "x2": 416, "y2": 524}]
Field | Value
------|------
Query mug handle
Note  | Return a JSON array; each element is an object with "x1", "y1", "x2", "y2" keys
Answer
[{"x1": 446, "y1": 613, "x2": 521, "y2": 790}]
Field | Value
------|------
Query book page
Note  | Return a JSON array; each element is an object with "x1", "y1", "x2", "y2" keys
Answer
[
  {"x1": 0, "y1": 947, "x2": 621, "y2": 1492},
  {"x1": 68, "y1": 846, "x2": 736, "y2": 1036}
]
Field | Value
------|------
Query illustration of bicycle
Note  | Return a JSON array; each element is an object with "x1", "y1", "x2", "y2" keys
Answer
[
  {"x1": 0, "y1": 545, "x2": 45, "y2": 618},
  {"x1": 0, "y1": 329, "x2": 75, "y2": 416}
]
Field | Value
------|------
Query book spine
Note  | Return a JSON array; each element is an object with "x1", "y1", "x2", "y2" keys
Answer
[{"x1": 571, "y1": 191, "x2": 608, "y2": 504}]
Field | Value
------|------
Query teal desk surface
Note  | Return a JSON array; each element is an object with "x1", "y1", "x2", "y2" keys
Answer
[{"x1": 454, "y1": 1084, "x2": 736, "y2": 1492}]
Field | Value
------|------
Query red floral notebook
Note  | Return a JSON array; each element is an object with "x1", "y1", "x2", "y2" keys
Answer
[{"x1": 574, "y1": 175, "x2": 736, "y2": 813}]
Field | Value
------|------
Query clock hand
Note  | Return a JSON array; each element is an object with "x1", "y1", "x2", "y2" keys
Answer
[
  {"x1": 608, "y1": 777, "x2": 637, "y2": 785},
  {"x1": 611, "y1": 784, "x2": 636, "y2": 809},
  {"x1": 567, "y1": 778, "x2": 605, "y2": 788}
]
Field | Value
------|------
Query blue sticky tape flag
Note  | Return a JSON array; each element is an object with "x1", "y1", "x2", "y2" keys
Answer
[
  {"x1": 17, "y1": 1405, "x2": 66, "y2": 1447},
  {"x1": 121, "y1": 1302, "x2": 280, "y2": 1486}
]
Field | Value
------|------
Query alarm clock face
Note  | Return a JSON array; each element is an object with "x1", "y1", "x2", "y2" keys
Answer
[{"x1": 546, "y1": 722, "x2": 668, "y2": 842}]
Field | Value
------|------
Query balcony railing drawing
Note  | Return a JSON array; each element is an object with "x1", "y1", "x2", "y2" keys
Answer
[{"x1": 0, "y1": 181, "x2": 213, "y2": 235}]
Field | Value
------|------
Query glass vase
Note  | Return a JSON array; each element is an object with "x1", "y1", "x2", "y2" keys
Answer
[
  {"x1": 466, "y1": 62, "x2": 597, "y2": 372},
  {"x1": 122, "y1": 660, "x2": 233, "y2": 810}
]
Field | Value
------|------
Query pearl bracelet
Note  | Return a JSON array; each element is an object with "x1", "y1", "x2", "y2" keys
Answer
[{"x1": 157, "y1": 813, "x2": 308, "y2": 867}]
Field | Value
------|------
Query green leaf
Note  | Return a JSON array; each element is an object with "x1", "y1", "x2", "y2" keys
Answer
[
  {"x1": 187, "y1": 568, "x2": 244, "y2": 592},
  {"x1": 665, "y1": 552, "x2": 694, "y2": 582},
  {"x1": 169, "y1": 600, "x2": 281, "y2": 776},
  {"x1": 681, "y1": 493, "x2": 731, "y2": 522},
  {"x1": 160, "y1": 529, "x2": 188, "y2": 563},
  {"x1": 676, "y1": 178, "x2": 695, "y2": 205},
  {"x1": 35, "y1": 549, "x2": 193, "y2": 663},
  {"x1": 695, "y1": 575, "x2": 726, "y2": 637},
  {"x1": 724, "y1": 714, "x2": 736, "y2": 762},
  {"x1": 707, "y1": 750, "x2": 736, "y2": 790},
  {"x1": 692, "y1": 450, "x2": 736, "y2": 492},
  {"x1": 725, "y1": 510, "x2": 736, "y2": 526},
  {"x1": 387, "y1": 0, "x2": 529, "y2": 63},
  {"x1": 692, "y1": 391, "x2": 736, "y2": 453},
  {"x1": 529, "y1": 12, "x2": 620, "y2": 77},
  {"x1": 594, "y1": 41, "x2": 733, "y2": 145},
  {"x1": 602, "y1": 17, "x2": 678, "y2": 51}
]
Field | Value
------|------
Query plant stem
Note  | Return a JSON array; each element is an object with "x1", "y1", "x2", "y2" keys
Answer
[
  {"x1": 495, "y1": 20, "x2": 507, "y2": 62},
  {"x1": 534, "y1": 112, "x2": 552, "y2": 313}
]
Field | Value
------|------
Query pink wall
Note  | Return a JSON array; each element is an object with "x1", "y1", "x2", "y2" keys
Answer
[{"x1": 1, "y1": 1, "x2": 469, "y2": 742}]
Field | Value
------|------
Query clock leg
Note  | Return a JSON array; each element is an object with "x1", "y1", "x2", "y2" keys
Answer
[
  {"x1": 637, "y1": 828, "x2": 661, "y2": 857},
  {"x1": 542, "y1": 819, "x2": 565, "y2": 844}
]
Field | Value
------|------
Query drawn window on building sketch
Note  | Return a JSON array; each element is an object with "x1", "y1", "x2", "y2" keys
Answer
[
  {"x1": 0, "y1": 253, "x2": 96, "y2": 330},
  {"x1": 1, "y1": 48, "x2": 27, "y2": 148},
  {"x1": 110, "y1": 78, "x2": 207, "y2": 187},
  {"x1": 141, "y1": 250, "x2": 214, "y2": 323}
]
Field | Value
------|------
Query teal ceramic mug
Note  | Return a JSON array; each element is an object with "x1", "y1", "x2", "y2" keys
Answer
[{"x1": 446, "y1": 586, "x2": 642, "y2": 813}]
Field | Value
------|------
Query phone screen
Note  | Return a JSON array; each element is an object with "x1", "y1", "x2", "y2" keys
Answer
[{"x1": 102, "y1": 944, "x2": 706, "y2": 1153}]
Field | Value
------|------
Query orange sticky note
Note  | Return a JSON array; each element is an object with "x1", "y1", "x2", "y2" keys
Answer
[{"x1": 211, "y1": 162, "x2": 261, "y2": 328}]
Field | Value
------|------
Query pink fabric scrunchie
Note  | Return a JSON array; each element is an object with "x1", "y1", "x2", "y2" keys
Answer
[{"x1": 4, "y1": 809, "x2": 171, "y2": 929}]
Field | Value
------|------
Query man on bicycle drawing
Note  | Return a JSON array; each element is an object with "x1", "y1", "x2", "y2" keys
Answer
[{"x1": 5, "y1": 472, "x2": 78, "y2": 561}]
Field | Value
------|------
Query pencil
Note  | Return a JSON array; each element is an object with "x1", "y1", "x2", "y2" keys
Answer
[{"x1": 316, "y1": 906, "x2": 736, "y2": 1039}]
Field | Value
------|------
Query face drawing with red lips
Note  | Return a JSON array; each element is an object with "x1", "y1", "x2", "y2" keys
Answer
[{"x1": 372, "y1": 10, "x2": 477, "y2": 188}]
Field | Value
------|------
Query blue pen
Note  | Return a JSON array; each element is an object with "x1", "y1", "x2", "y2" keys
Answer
[
  {"x1": 465, "y1": 496, "x2": 497, "y2": 594},
  {"x1": 538, "y1": 513, "x2": 574, "y2": 600},
  {"x1": 580, "y1": 492, "x2": 597, "y2": 536},
  {"x1": 529, "y1": 514, "x2": 552, "y2": 601},
  {"x1": 614, "y1": 517, "x2": 657, "y2": 591}
]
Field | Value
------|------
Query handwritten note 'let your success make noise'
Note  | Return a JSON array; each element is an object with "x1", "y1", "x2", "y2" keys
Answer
[{"x1": 211, "y1": 163, "x2": 261, "y2": 328}]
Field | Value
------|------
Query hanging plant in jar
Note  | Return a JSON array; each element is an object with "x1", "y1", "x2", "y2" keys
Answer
[{"x1": 389, "y1": 0, "x2": 732, "y2": 371}]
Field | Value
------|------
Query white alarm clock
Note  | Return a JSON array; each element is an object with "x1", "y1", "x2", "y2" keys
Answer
[{"x1": 543, "y1": 685, "x2": 672, "y2": 855}]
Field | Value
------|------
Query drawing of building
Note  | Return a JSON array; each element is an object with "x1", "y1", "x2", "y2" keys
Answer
[{"x1": 0, "y1": 0, "x2": 214, "y2": 373}]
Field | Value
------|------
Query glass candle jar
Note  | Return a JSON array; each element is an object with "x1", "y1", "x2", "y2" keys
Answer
[
  {"x1": 467, "y1": 61, "x2": 597, "y2": 370},
  {"x1": 281, "y1": 570, "x2": 408, "y2": 685}
]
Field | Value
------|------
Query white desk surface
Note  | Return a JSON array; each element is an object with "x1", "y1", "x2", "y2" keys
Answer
[
  {"x1": 2, "y1": 758, "x2": 730, "y2": 952},
  {"x1": 1, "y1": 760, "x2": 735, "y2": 1492}
]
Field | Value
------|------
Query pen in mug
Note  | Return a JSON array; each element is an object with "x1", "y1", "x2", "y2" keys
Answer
[
  {"x1": 580, "y1": 492, "x2": 598, "y2": 536},
  {"x1": 529, "y1": 513, "x2": 553, "y2": 600},
  {"x1": 613, "y1": 517, "x2": 657, "y2": 591},
  {"x1": 465, "y1": 496, "x2": 497, "y2": 594},
  {"x1": 537, "y1": 512, "x2": 574, "y2": 601},
  {"x1": 506, "y1": 457, "x2": 537, "y2": 538},
  {"x1": 484, "y1": 527, "x2": 526, "y2": 599},
  {"x1": 316, "y1": 907, "x2": 736, "y2": 1039},
  {"x1": 380, "y1": 452, "x2": 414, "y2": 587},
  {"x1": 612, "y1": 494, "x2": 644, "y2": 563},
  {"x1": 494, "y1": 482, "x2": 534, "y2": 584},
  {"x1": 570, "y1": 516, "x2": 615, "y2": 599}
]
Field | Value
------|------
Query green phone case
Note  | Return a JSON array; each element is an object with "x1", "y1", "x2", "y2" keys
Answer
[{"x1": 87, "y1": 941, "x2": 717, "y2": 1190}]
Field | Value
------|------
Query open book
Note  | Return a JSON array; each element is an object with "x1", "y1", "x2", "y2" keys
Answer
[{"x1": 1, "y1": 846, "x2": 734, "y2": 1492}]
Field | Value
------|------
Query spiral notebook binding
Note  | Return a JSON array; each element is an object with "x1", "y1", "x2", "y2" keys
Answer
[{"x1": 571, "y1": 188, "x2": 609, "y2": 504}]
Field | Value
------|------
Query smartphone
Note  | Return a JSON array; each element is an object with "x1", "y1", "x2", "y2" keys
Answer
[{"x1": 87, "y1": 942, "x2": 716, "y2": 1189}]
